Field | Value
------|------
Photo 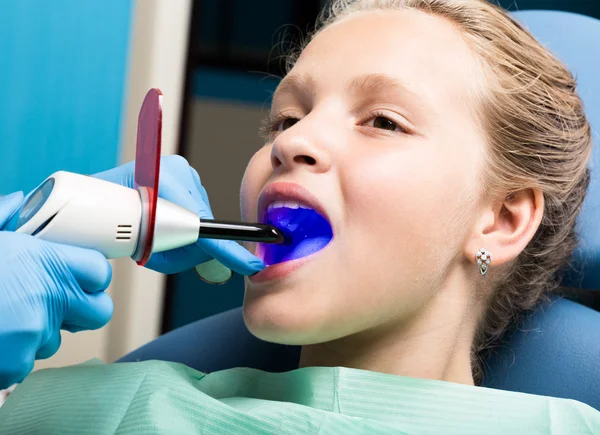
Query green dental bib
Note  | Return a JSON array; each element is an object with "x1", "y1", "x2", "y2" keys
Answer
[{"x1": 1, "y1": 360, "x2": 598, "y2": 434}]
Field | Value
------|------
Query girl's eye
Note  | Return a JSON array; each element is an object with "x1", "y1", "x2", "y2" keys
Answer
[
  {"x1": 362, "y1": 112, "x2": 412, "y2": 135},
  {"x1": 278, "y1": 117, "x2": 299, "y2": 132},
  {"x1": 259, "y1": 114, "x2": 301, "y2": 140},
  {"x1": 370, "y1": 116, "x2": 399, "y2": 132}
]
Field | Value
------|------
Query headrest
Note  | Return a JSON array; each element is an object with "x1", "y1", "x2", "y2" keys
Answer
[{"x1": 511, "y1": 11, "x2": 600, "y2": 290}]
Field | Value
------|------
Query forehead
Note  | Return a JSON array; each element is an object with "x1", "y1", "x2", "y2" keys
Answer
[{"x1": 289, "y1": 9, "x2": 482, "y2": 107}]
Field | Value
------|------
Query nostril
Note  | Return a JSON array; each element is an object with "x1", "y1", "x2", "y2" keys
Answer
[
  {"x1": 271, "y1": 155, "x2": 283, "y2": 168},
  {"x1": 294, "y1": 155, "x2": 316, "y2": 165}
]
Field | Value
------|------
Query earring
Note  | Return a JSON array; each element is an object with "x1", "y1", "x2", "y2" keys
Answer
[{"x1": 476, "y1": 248, "x2": 492, "y2": 276}]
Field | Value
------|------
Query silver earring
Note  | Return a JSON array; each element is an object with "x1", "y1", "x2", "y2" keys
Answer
[{"x1": 476, "y1": 248, "x2": 492, "y2": 276}]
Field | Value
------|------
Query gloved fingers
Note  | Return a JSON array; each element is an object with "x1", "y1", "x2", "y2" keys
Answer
[
  {"x1": 0, "y1": 191, "x2": 24, "y2": 227},
  {"x1": 150, "y1": 238, "x2": 263, "y2": 276},
  {"x1": 63, "y1": 291, "x2": 114, "y2": 332},
  {"x1": 198, "y1": 238, "x2": 264, "y2": 276},
  {"x1": 185, "y1": 161, "x2": 211, "y2": 207},
  {"x1": 14, "y1": 359, "x2": 34, "y2": 386},
  {"x1": 143, "y1": 170, "x2": 215, "y2": 274},
  {"x1": 35, "y1": 330, "x2": 62, "y2": 360},
  {"x1": 145, "y1": 238, "x2": 263, "y2": 276},
  {"x1": 96, "y1": 155, "x2": 261, "y2": 276},
  {"x1": 159, "y1": 170, "x2": 215, "y2": 220},
  {"x1": 0, "y1": 338, "x2": 36, "y2": 389},
  {"x1": 92, "y1": 156, "x2": 212, "y2": 207},
  {"x1": 145, "y1": 244, "x2": 212, "y2": 274},
  {"x1": 93, "y1": 156, "x2": 215, "y2": 220},
  {"x1": 92, "y1": 161, "x2": 135, "y2": 188},
  {"x1": 49, "y1": 243, "x2": 112, "y2": 293},
  {"x1": 0, "y1": 362, "x2": 32, "y2": 390},
  {"x1": 157, "y1": 157, "x2": 264, "y2": 274},
  {"x1": 194, "y1": 259, "x2": 233, "y2": 285}
]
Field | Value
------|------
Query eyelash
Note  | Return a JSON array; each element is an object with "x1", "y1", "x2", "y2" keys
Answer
[
  {"x1": 259, "y1": 109, "x2": 412, "y2": 140},
  {"x1": 259, "y1": 111, "x2": 299, "y2": 140},
  {"x1": 362, "y1": 109, "x2": 412, "y2": 135}
]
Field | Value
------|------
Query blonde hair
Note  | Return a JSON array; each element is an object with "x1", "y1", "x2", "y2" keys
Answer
[{"x1": 290, "y1": 0, "x2": 592, "y2": 383}]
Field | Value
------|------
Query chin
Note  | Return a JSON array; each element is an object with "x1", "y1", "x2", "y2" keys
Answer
[{"x1": 242, "y1": 283, "x2": 340, "y2": 346}]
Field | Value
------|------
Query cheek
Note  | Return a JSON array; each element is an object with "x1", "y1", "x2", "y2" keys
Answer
[
  {"x1": 342, "y1": 148, "x2": 475, "y2": 269},
  {"x1": 240, "y1": 147, "x2": 272, "y2": 220}
]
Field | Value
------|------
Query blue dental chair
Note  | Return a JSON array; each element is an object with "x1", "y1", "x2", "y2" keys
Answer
[{"x1": 119, "y1": 10, "x2": 600, "y2": 409}]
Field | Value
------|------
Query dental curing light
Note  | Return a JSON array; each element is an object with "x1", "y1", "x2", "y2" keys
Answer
[{"x1": 3, "y1": 89, "x2": 286, "y2": 264}]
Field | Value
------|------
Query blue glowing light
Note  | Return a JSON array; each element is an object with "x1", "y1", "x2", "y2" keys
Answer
[{"x1": 259, "y1": 207, "x2": 333, "y2": 266}]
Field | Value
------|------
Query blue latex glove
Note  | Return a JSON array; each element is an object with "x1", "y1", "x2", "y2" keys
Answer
[
  {"x1": 93, "y1": 155, "x2": 265, "y2": 278},
  {"x1": 0, "y1": 192, "x2": 113, "y2": 389}
]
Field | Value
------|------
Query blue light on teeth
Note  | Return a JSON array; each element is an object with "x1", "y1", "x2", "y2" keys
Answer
[{"x1": 258, "y1": 206, "x2": 333, "y2": 266}]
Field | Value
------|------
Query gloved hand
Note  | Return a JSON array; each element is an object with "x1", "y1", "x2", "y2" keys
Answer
[
  {"x1": 93, "y1": 155, "x2": 264, "y2": 282},
  {"x1": 0, "y1": 192, "x2": 114, "y2": 389}
]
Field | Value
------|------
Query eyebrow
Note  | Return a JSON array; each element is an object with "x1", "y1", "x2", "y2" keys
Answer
[
  {"x1": 272, "y1": 74, "x2": 316, "y2": 104},
  {"x1": 348, "y1": 73, "x2": 429, "y2": 106},
  {"x1": 272, "y1": 72, "x2": 434, "y2": 120}
]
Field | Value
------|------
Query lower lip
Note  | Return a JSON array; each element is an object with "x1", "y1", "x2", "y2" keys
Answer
[{"x1": 248, "y1": 254, "x2": 314, "y2": 283}]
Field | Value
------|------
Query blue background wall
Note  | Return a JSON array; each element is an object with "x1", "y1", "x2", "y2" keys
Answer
[{"x1": 0, "y1": 0, "x2": 133, "y2": 195}]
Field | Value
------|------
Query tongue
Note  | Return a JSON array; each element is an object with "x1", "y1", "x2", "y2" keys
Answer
[{"x1": 258, "y1": 207, "x2": 333, "y2": 266}]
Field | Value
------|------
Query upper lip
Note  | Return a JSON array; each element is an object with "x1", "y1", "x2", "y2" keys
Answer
[{"x1": 257, "y1": 182, "x2": 330, "y2": 223}]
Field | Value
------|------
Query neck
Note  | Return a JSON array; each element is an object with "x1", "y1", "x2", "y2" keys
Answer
[{"x1": 299, "y1": 277, "x2": 480, "y2": 385}]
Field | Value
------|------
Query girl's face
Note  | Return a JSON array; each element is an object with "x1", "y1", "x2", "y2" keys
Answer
[{"x1": 240, "y1": 9, "x2": 487, "y2": 345}]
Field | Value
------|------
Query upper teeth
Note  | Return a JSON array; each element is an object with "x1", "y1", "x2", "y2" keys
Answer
[{"x1": 267, "y1": 200, "x2": 311, "y2": 211}]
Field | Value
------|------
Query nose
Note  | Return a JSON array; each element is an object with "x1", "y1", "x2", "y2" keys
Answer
[{"x1": 270, "y1": 122, "x2": 333, "y2": 174}]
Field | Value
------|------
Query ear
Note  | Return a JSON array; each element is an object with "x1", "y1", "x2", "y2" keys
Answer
[{"x1": 465, "y1": 188, "x2": 544, "y2": 270}]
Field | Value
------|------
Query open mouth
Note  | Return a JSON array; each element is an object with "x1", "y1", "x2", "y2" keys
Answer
[{"x1": 257, "y1": 201, "x2": 333, "y2": 266}]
